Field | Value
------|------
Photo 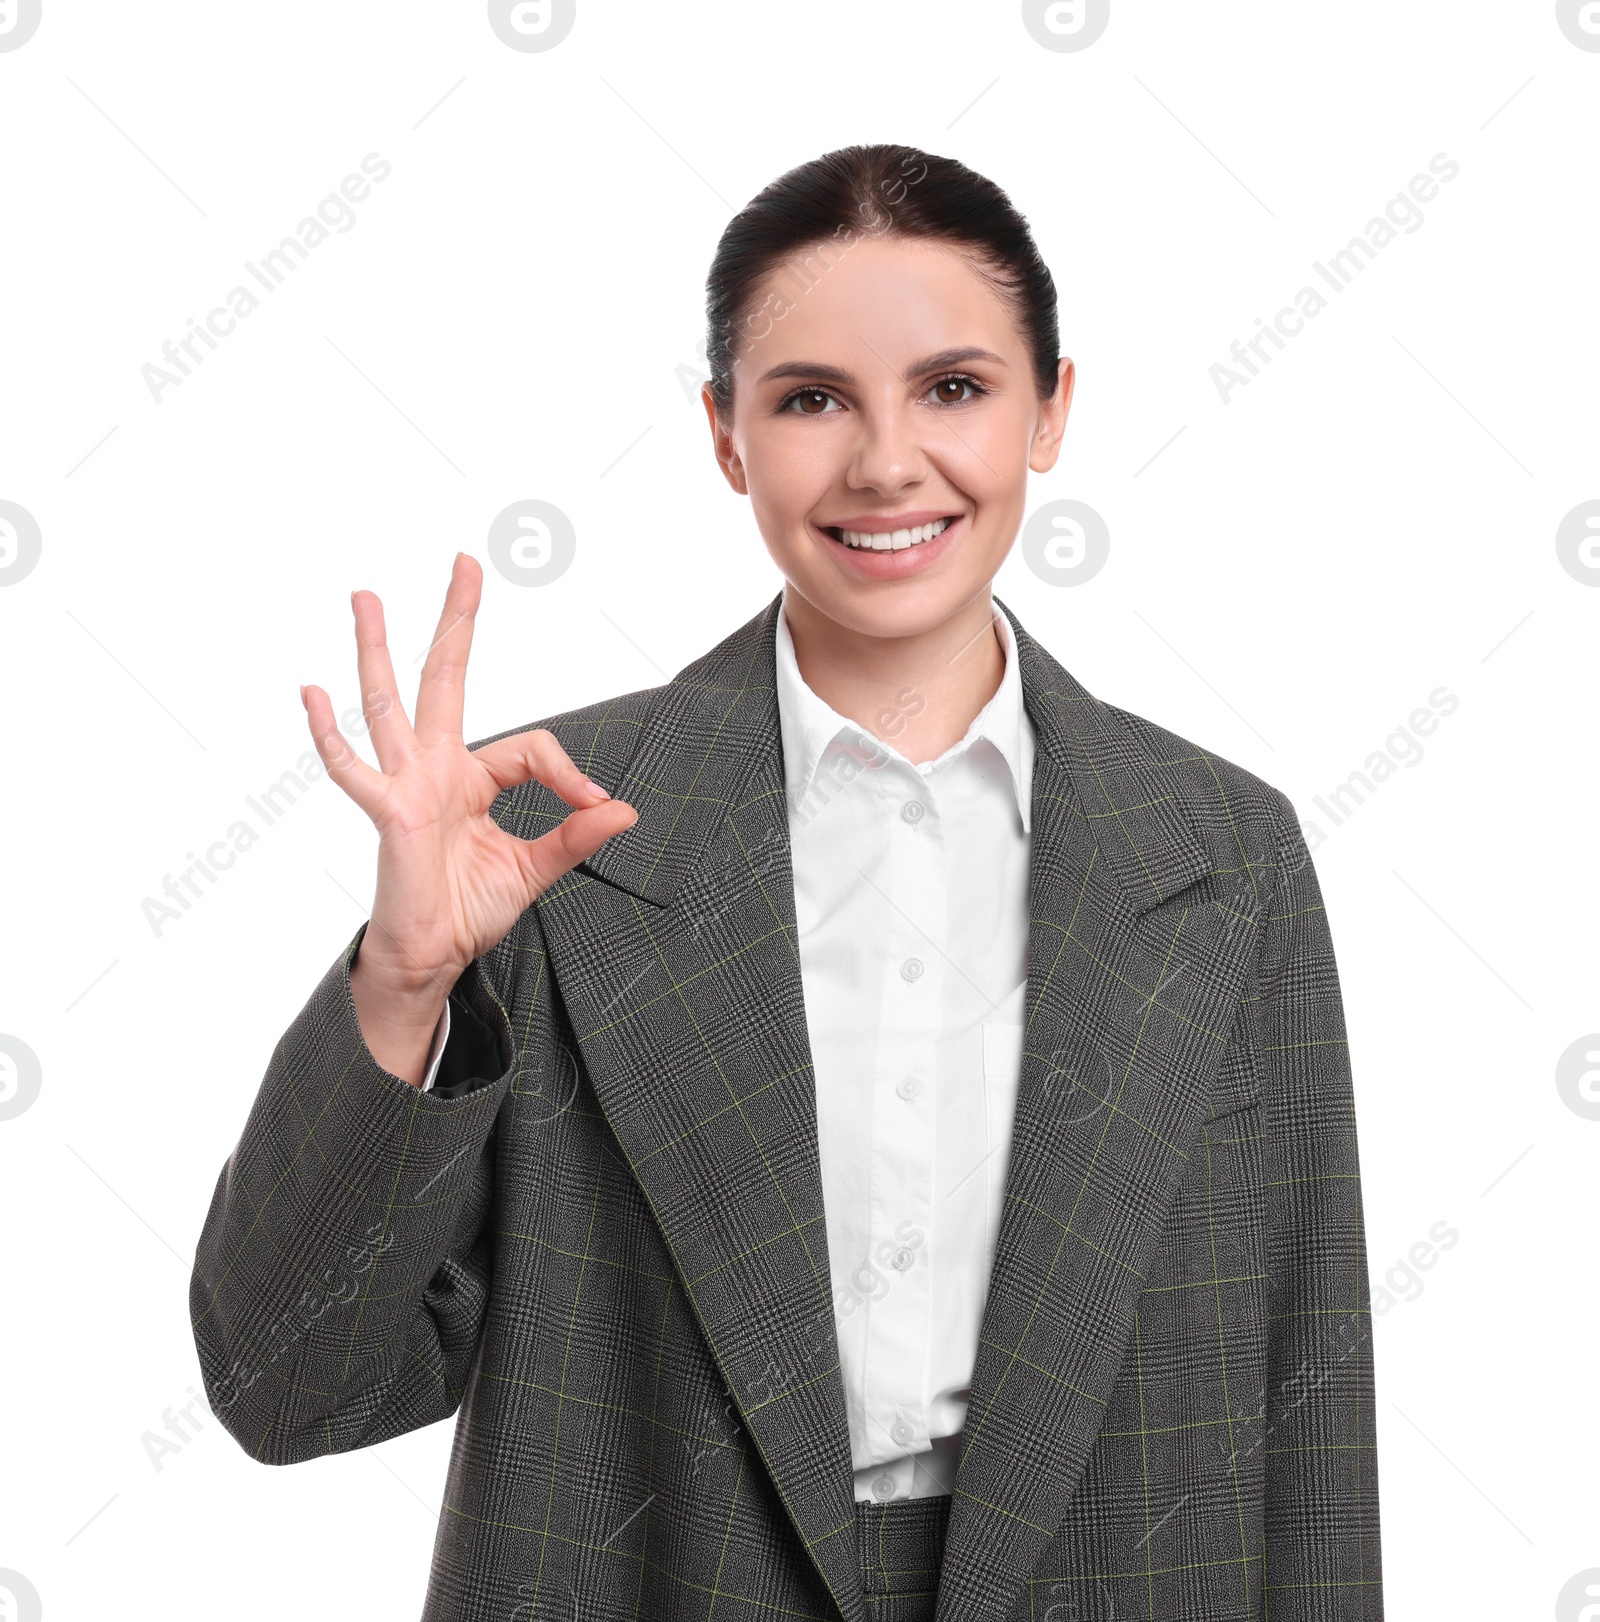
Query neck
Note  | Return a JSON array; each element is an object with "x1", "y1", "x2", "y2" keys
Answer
[{"x1": 781, "y1": 587, "x2": 1006, "y2": 766}]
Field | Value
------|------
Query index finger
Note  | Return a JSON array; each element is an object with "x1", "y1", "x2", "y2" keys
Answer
[{"x1": 414, "y1": 552, "x2": 481, "y2": 746}]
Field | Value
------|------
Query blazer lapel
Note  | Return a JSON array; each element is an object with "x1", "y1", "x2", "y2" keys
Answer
[
  {"x1": 527, "y1": 593, "x2": 869, "y2": 1621},
  {"x1": 931, "y1": 600, "x2": 1266, "y2": 1622}
]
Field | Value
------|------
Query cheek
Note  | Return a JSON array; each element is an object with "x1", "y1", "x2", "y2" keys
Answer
[
  {"x1": 984, "y1": 398, "x2": 1046, "y2": 462},
  {"x1": 945, "y1": 410, "x2": 1035, "y2": 511},
  {"x1": 742, "y1": 427, "x2": 840, "y2": 511}
]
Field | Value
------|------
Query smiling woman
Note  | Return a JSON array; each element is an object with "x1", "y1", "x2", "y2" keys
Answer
[
  {"x1": 191, "y1": 143, "x2": 1382, "y2": 1622},
  {"x1": 702, "y1": 150, "x2": 1071, "y2": 706}
]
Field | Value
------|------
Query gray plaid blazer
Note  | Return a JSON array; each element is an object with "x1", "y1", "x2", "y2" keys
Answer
[{"x1": 190, "y1": 590, "x2": 1381, "y2": 1621}]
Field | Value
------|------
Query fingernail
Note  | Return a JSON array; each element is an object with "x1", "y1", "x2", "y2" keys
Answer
[
  {"x1": 299, "y1": 684, "x2": 308, "y2": 710},
  {"x1": 584, "y1": 778, "x2": 611, "y2": 800}
]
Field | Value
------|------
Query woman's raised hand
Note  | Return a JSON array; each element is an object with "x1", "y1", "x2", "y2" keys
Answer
[{"x1": 302, "y1": 553, "x2": 638, "y2": 1064}]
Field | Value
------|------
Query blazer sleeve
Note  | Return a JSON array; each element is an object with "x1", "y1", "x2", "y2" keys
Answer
[
  {"x1": 188, "y1": 917, "x2": 520, "y2": 1465},
  {"x1": 1258, "y1": 795, "x2": 1383, "y2": 1617}
]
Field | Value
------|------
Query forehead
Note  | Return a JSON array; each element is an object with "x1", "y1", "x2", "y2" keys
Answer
[{"x1": 731, "y1": 235, "x2": 1021, "y2": 376}]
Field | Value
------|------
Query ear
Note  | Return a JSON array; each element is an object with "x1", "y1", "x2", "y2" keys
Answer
[
  {"x1": 1028, "y1": 357, "x2": 1076, "y2": 475},
  {"x1": 700, "y1": 383, "x2": 748, "y2": 495}
]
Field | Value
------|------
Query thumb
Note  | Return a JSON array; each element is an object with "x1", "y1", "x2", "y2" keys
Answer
[{"x1": 513, "y1": 799, "x2": 640, "y2": 900}]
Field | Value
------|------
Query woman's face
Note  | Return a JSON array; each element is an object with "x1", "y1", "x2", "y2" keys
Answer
[{"x1": 703, "y1": 233, "x2": 1074, "y2": 643}]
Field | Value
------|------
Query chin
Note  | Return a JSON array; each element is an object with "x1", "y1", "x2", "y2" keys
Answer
[{"x1": 797, "y1": 569, "x2": 991, "y2": 643}]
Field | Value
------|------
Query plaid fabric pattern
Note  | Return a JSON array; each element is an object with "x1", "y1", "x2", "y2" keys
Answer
[
  {"x1": 190, "y1": 590, "x2": 1381, "y2": 1621},
  {"x1": 857, "y1": 1495, "x2": 950, "y2": 1617}
]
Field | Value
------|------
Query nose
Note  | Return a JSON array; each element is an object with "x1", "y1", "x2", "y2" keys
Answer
[{"x1": 845, "y1": 390, "x2": 931, "y2": 496}]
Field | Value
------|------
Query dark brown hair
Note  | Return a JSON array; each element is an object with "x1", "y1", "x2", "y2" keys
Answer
[{"x1": 704, "y1": 143, "x2": 1061, "y2": 419}]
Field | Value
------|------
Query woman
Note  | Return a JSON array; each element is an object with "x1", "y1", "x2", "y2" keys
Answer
[{"x1": 191, "y1": 144, "x2": 1381, "y2": 1621}]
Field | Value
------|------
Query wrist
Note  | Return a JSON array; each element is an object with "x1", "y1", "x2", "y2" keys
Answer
[
  {"x1": 350, "y1": 945, "x2": 457, "y2": 1028},
  {"x1": 352, "y1": 928, "x2": 464, "y2": 1006}
]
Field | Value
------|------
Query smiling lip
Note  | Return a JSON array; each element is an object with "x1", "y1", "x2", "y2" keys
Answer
[
  {"x1": 824, "y1": 509, "x2": 961, "y2": 533},
  {"x1": 814, "y1": 511, "x2": 965, "y2": 578}
]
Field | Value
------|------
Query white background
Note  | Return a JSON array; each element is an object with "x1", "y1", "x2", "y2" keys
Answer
[{"x1": 1, "y1": 3, "x2": 1596, "y2": 1617}]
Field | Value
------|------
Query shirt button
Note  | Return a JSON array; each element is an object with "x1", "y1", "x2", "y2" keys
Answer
[
  {"x1": 902, "y1": 799, "x2": 924, "y2": 824},
  {"x1": 900, "y1": 957, "x2": 924, "y2": 982},
  {"x1": 871, "y1": 1472, "x2": 896, "y2": 1501},
  {"x1": 889, "y1": 1246, "x2": 915, "y2": 1271},
  {"x1": 891, "y1": 1417, "x2": 914, "y2": 1446},
  {"x1": 896, "y1": 1075, "x2": 921, "y2": 1101}
]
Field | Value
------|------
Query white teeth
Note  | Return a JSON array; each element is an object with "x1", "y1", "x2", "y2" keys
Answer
[{"x1": 834, "y1": 516, "x2": 954, "y2": 551}]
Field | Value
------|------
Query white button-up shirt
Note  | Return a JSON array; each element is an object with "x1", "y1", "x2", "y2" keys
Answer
[{"x1": 420, "y1": 589, "x2": 1035, "y2": 1504}]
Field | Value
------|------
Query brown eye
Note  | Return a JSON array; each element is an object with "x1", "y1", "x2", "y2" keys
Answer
[
  {"x1": 930, "y1": 376, "x2": 976, "y2": 404},
  {"x1": 788, "y1": 389, "x2": 833, "y2": 415}
]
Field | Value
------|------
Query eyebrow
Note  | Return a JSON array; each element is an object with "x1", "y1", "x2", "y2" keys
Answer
[{"x1": 754, "y1": 345, "x2": 1009, "y2": 387}]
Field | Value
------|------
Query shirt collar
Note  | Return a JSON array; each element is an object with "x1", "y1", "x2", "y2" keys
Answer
[{"x1": 774, "y1": 586, "x2": 1034, "y2": 835}]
